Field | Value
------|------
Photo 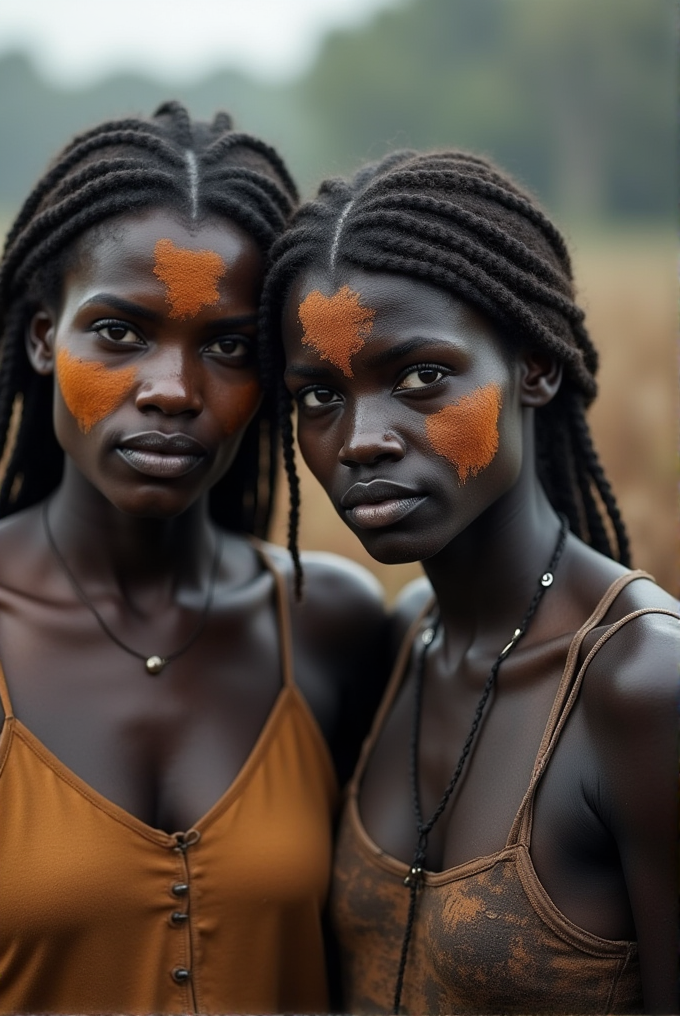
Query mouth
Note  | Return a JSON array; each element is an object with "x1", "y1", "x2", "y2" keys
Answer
[
  {"x1": 340, "y1": 480, "x2": 426, "y2": 530},
  {"x1": 116, "y1": 431, "x2": 207, "y2": 479}
]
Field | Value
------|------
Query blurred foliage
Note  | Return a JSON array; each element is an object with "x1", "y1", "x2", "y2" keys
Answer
[{"x1": 0, "y1": 0, "x2": 675, "y2": 222}]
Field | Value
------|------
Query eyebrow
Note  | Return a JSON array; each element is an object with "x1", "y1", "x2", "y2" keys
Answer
[
  {"x1": 362, "y1": 336, "x2": 457, "y2": 368},
  {"x1": 79, "y1": 294, "x2": 258, "y2": 328}
]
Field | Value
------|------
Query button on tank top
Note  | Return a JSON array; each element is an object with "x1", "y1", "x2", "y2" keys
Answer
[
  {"x1": 331, "y1": 572, "x2": 678, "y2": 1015},
  {"x1": 0, "y1": 544, "x2": 338, "y2": 1015}
]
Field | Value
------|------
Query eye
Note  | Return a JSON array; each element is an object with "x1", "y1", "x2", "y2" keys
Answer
[
  {"x1": 396, "y1": 365, "x2": 448, "y2": 390},
  {"x1": 93, "y1": 321, "x2": 140, "y2": 344},
  {"x1": 299, "y1": 387, "x2": 341, "y2": 409},
  {"x1": 205, "y1": 336, "x2": 250, "y2": 359}
]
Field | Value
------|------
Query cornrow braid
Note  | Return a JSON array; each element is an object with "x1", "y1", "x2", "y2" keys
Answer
[
  {"x1": 260, "y1": 148, "x2": 630, "y2": 570},
  {"x1": 0, "y1": 102, "x2": 297, "y2": 538}
]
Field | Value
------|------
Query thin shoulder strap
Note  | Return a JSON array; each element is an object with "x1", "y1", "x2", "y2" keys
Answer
[
  {"x1": 348, "y1": 599, "x2": 434, "y2": 796},
  {"x1": 249, "y1": 539, "x2": 295, "y2": 690},
  {"x1": 507, "y1": 571, "x2": 677, "y2": 846},
  {"x1": 0, "y1": 660, "x2": 13, "y2": 719}
]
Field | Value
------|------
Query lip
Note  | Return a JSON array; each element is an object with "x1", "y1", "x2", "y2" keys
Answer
[
  {"x1": 340, "y1": 480, "x2": 426, "y2": 530},
  {"x1": 116, "y1": 431, "x2": 207, "y2": 479}
]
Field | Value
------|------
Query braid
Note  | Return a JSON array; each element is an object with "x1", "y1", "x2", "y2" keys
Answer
[
  {"x1": 0, "y1": 103, "x2": 297, "y2": 536},
  {"x1": 260, "y1": 148, "x2": 629, "y2": 565}
]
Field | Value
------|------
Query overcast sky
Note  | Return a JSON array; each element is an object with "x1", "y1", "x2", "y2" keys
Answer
[{"x1": 0, "y1": 0, "x2": 403, "y2": 86}]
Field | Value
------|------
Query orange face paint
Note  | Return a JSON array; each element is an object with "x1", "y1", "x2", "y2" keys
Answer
[
  {"x1": 153, "y1": 238, "x2": 227, "y2": 319},
  {"x1": 298, "y1": 285, "x2": 375, "y2": 377},
  {"x1": 56, "y1": 348, "x2": 137, "y2": 433},
  {"x1": 220, "y1": 378, "x2": 261, "y2": 435},
  {"x1": 425, "y1": 382, "x2": 502, "y2": 483}
]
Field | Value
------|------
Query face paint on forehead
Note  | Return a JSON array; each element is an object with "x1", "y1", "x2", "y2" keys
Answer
[
  {"x1": 426, "y1": 382, "x2": 502, "y2": 483},
  {"x1": 153, "y1": 238, "x2": 227, "y2": 319},
  {"x1": 298, "y1": 285, "x2": 376, "y2": 378},
  {"x1": 56, "y1": 348, "x2": 137, "y2": 433}
]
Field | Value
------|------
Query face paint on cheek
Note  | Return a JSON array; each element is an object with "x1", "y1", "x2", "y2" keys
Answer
[
  {"x1": 298, "y1": 285, "x2": 375, "y2": 377},
  {"x1": 425, "y1": 382, "x2": 502, "y2": 483},
  {"x1": 153, "y1": 238, "x2": 227, "y2": 319},
  {"x1": 56, "y1": 348, "x2": 137, "y2": 433},
  {"x1": 219, "y1": 379, "x2": 261, "y2": 435}
]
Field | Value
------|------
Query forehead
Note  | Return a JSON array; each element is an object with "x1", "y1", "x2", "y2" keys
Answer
[
  {"x1": 67, "y1": 208, "x2": 263, "y2": 296},
  {"x1": 284, "y1": 266, "x2": 501, "y2": 349}
]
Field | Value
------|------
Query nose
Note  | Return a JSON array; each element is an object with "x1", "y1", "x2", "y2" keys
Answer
[
  {"x1": 338, "y1": 399, "x2": 405, "y2": 466},
  {"x1": 135, "y1": 346, "x2": 203, "y2": 417}
]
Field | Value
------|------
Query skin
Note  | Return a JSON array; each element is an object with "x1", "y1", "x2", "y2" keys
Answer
[
  {"x1": 283, "y1": 266, "x2": 679, "y2": 1013},
  {"x1": 0, "y1": 210, "x2": 389, "y2": 840}
]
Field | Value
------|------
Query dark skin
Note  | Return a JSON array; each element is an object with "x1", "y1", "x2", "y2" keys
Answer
[
  {"x1": 283, "y1": 266, "x2": 679, "y2": 1013},
  {"x1": 0, "y1": 210, "x2": 389, "y2": 839}
]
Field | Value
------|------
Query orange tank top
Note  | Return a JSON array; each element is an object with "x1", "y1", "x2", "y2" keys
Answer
[
  {"x1": 0, "y1": 545, "x2": 338, "y2": 1015},
  {"x1": 331, "y1": 572, "x2": 677, "y2": 1015}
]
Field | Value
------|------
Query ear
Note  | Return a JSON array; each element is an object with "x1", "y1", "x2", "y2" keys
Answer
[
  {"x1": 26, "y1": 310, "x2": 57, "y2": 376},
  {"x1": 519, "y1": 349, "x2": 562, "y2": 408}
]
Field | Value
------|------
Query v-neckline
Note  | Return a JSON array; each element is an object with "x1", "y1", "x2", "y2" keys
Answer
[{"x1": 2, "y1": 682, "x2": 296, "y2": 847}]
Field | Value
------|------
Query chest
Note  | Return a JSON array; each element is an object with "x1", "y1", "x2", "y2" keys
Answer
[
  {"x1": 0, "y1": 584, "x2": 286, "y2": 830},
  {"x1": 358, "y1": 632, "x2": 585, "y2": 871}
]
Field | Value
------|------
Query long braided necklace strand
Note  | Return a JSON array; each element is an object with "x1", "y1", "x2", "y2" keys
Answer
[
  {"x1": 43, "y1": 500, "x2": 223, "y2": 675},
  {"x1": 392, "y1": 515, "x2": 569, "y2": 1015}
]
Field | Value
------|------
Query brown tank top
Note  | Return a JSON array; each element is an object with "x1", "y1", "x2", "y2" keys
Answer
[
  {"x1": 331, "y1": 571, "x2": 677, "y2": 1015},
  {"x1": 0, "y1": 544, "x2": 337, "y2": 1015}
]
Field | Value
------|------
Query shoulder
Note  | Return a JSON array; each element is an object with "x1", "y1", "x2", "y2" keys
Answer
[
  {"x1": 257, "y1": 542, "x2": 389, "y2": 667},
  {"x1": 261, "y1": 542, "x2": 386, "y2": 633},
  {"x1": 578, "y1": 577, "x2": 679, "y2": 783}
]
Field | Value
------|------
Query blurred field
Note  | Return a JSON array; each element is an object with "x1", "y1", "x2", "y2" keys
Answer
[{"x1": 269, "y1": 232, "x2": 678, "y2": 600}]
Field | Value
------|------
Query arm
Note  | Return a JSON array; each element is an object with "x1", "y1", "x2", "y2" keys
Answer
[{"x1": 586, "y1": 611, "x2": 679, "y2": 1013}]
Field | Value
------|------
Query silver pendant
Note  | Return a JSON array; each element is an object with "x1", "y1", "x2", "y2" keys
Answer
[{"x1": 145, "y1": 655, "x2": 166, "y2": 675}]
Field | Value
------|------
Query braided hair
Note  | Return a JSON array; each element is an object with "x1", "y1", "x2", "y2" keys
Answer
[
  {"x1": 0, "y1": 100, "x2": 298, "y2": 536},
  {"x1": 260, "y1": 149, "x2": 630, "y2": 589}
]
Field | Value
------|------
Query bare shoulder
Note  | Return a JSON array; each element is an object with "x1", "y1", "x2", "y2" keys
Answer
[
  {"x1": 259, "y1": 542, "x2": 387, "y2": 648},
  {"x1": 582, "y1": 579, "x2": 679, "y2": 735}
]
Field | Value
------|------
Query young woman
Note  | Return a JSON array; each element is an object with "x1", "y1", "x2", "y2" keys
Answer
[
  {"x1": 262, "y1": 150, "x2": 679, "y2": 1014},
  {"x1": 0, "y1": 103, "x2": 389, "y2": 1015}
]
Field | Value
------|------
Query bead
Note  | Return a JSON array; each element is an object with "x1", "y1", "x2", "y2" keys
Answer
[
  {"x1": 541, "y1": 572, "x2": 554, "y2": 587},
  {"x1": 171, "y1": 882, "x2": 189, "y2": 896},
  {"x1": 172, "y1": 966, "x2": 190, "y2": 984},
  {"x1": 421, "y1": 627, "x2": 435, "y2": 645},
  {"x1": 145, "y1": 655, "x2": 166, "y2": 674}
]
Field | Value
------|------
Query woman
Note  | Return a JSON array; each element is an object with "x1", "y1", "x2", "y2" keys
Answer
[
  {"x1": 0, "y1": 103, "x2": 389, "y2": 1015},
  {"x1": 262, "y1": 150, "x2": 679, "y2": 1014}
]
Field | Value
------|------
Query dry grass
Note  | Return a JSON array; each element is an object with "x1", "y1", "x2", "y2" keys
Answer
[{"x1": 270, "y1": 233, "x2": 679, "y2": 600}]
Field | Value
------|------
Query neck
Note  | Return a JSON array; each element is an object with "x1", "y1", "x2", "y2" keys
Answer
[
  {"x1": 46, "y1": 460, "x2": 216, "y2": 601},
  {"x1": 423, "y1": 465, "x2": 563, "y2": 649}
]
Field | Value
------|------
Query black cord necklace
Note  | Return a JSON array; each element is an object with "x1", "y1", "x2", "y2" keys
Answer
[
  {"x1": 43, "y1": 501, "x2": 223, "y2": 675},
  {"x1": 392, "y1": 515, "x2": 569, "y2": 1015}
]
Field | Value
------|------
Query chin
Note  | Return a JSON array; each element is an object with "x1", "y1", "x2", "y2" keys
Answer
[
  {"x1": 104, "y1": 485, "x2": 202, "y2": 520},
  {"x1": 352, "y1": 528, "x2": 447, "y2": 566}
]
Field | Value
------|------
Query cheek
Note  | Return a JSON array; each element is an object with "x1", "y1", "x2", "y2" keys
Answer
[
  {"x1": 56, "y1": 348, "x2": 136, "y2": 433},
  {"x1": 215, "y1": 378, "x2": 261, "y2": 435},
  {"x1": 425, "y1": 382, "x2": 502, "y2": 483}
]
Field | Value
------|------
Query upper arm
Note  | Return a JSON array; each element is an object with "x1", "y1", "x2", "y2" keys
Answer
[
  {"x1": 290, "y1": 551, "x2": 392, "y2": 786},
  {"x1": 585, "y1": 611, "x2": 679, "y2": 1013}
]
